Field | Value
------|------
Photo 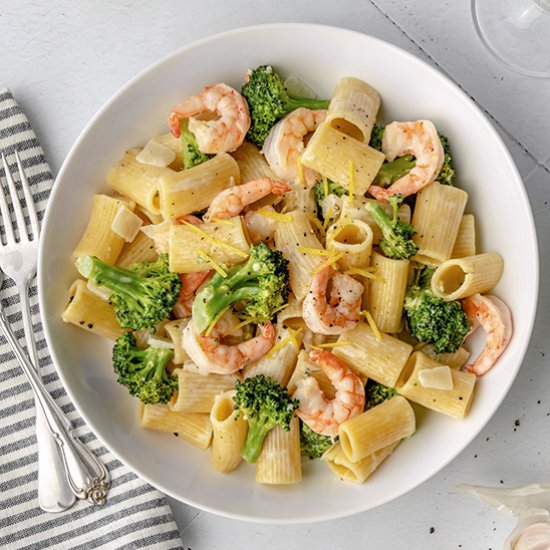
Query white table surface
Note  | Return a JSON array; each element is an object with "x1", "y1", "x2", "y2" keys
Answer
[{"x1": 2, "y1": 1, "x2": 549, "y2": 548}]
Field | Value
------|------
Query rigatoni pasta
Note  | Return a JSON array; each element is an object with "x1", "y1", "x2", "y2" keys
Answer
[
  {"x1": 71, "y1": 194, "x2": 130, "y2": 263},
  {"x1": 368, "y1": 252, "x2": 409, "y2": 333},
  {"x1": 412, "y1": 182, "x2": 469, "y2": 265},
  {"x1": 62, "y1": 280, "x2": 124, "y2": 340},
  {"x1": 334, "y1": 322, "x2": 413, "y2": 387},
  {"x1": 338, "y1": 396, "x2": 415, "y2": 462},
  {"x1": 301, "y1": 122, "x2": 385, "y2": 196},
  {"x1": 325, "y1": 77, "x2": 381, "y2": 143},
  {"x1": 255, "y1": 417, "x2": 302, "y2": 485},
  {"x1": 210, "y1": 391, "x2": 248, "y2": 473},
  {"x1": 159, "y1": 153, "x2": 239, "y2": 220},
  {"x1": 140, "y1": 403, "x2": 213, "y2": 450},
  {"x1": 274, "y1": 210, "x2": 324, "y2": 300},
  {"x1": 430, "y1": 252, "x2": 504, "y2": 301},
  {"x1": 324, "y1": 441, "x2": 398, "y2": 484},
  {"x1": 397, "y1": 351, "x2": 476, "y2": 419}
]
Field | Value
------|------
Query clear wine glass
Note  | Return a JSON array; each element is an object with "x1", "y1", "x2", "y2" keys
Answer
[{"x1": 472, "y1": 0, "x2": 550, "y2": 77}]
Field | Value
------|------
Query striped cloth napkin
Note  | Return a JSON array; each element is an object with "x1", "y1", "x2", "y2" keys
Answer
[{"x1": 0, "y1": 89, "x2": 184, "y2": 550}]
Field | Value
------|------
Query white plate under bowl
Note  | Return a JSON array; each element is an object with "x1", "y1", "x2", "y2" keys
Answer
[{"x1": 38, "y1": 23, "x2": 538, "y2": 523}]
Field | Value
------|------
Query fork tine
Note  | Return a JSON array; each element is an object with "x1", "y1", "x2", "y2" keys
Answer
[
  {"x1": 0, "y1": 153, "x2": 16, "y2": 244},
  {"x1": 14, "y1": 151, "x2": 39, "y2": 239},
  {"x1": 2, "y1": 152, "x2": 28, "y2": 242}
]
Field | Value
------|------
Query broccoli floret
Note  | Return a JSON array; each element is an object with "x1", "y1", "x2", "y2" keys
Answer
[
  {"x1": 404, "y1": 266, "x2": 470, "y2": 353},
  {"x1": 234, "y1": 374, "x2": 298, "y2": 463},
  {"x1": 112, "y1": 332, "x2": 177, "y2": 404},
  {"x1": 365, "y1": 195, "x2": 419, "y2": 260},
  {"x1": 192, "y1": 242, "x2": 289, "y2": 334},
  {"x1": 180, "y1": 120, "x2": 211, "y2": 169},
  {"x1": 76, "y1": 254, "x2": 181, "y2": 331},
  {"x1": 312, "y1": 179, "x2": 348, "y2": 213},
  {"x1": 241, "y1": 65, "x2": 330, "y2": 147},
  {"x1": 300, "y1": 422, "x2": 334, "y2": 460},
  {"x1": 364, "y1": 380, "x2": 397, "y2": 411},
  {"x1": 373, "y1": 154, "x2": 416, "y2": 188},
  {"x1": 369, "y1": 124, "x2": 385, "y2": 151},
  {"x1": 437, "y1": 134, "x2": 456, "y2": 185}
]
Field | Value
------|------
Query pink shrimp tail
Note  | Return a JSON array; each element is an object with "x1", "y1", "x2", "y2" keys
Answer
[
  {"x1": 168, "y1": 112, "x2": 183, "y2": 138},
  {"x1": 368, "y1": 185, "x2": 390, "y2": 202},
  {"x1": 271, "y1": 180, "x2": 292, "y2": 196},
  {"x1": 259, "y1": 321, "x2": 276, "y2": 343}
]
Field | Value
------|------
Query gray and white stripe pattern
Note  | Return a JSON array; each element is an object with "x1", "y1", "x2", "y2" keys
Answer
[{"x1": 0, "y1": 89, "x2": 184, "y2": 550}]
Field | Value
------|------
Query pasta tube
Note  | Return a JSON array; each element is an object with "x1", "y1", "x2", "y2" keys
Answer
[
  {"x1": 210, "y1": 391, "x2": 248, "y2": 473},
  {"x1": 116, "y1": 230, "x2": 158, "y2": 268},
  {"x1": 326, "y1": 219, "x2": 373, "y2": 270},
  {"x1": 231, "y1": 141, "x2": 277, "y2": 183},
  {"x1": 61, "y1": 280, "x2": 124, "y2": 340},
  {"x1": 301, "y1": 122, "x2": 385, "y2": 195},
  {"x1": 274, "y1": 211, "x2": 324, "y2": 300},
  {"x1": 169, "y1": 217, "x2": 250, "y2": 273},
  {"x1": 107, "y1": 149, "x2": 166, "y2": 214},
  {"x1": 159, "y1": 153, "x2": 239, "y2": 220},
  {"x1": 169, "y1": 369, "x2": 240, "y2": 413},
  {"x1": 71, "y1": 194, "x2": 130, "y2": 264},
  {"x1": 140, "y1": 403, "x2": 212, "y2": 450},
  {"x1": 324, "y1": 441, "x2": 398, "y2": 484},
  {"x1": 412, "y1": 182, "x2": 469, "y2": 265},
  {"x1": 333, "y1": 321, "x2": 413, "y2": 387},
  {"x1": 338, "y1": 396, "x2": 415, "y2": 462},
  {"x1": 255, "y1": 417, "x2": 302, "y2": 485},
  {"x1": 326, "y1": 77, "x2": 381, "y2": 143},
  {"x1": 397, "y1": 351, "x2": 476, "y2": 419},
  {"x1": 451, "y1": 214, "x2": 476, "y2": 259},
  {"x1": 368, "y1": 252, "x2": 409, "y2": 333},
  {"x1": 430, "y1": 252, "x2": 504, "y2": 301},
  {"x1": 242, "y1": 323, "x2": 303, "y2": 386}
]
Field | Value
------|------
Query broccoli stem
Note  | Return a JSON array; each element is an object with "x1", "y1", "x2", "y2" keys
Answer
[
  {"x1": 373, "y1": 154, "x2": 416, "y2": 187},
  {"x1": 366, "y1": 201, "x2": 393, "y2": 237},
  {"x1": 193, "y1": 284, "x2": 260, "y2": 334},
  {"x1": 285, "y1": 95, "x2": 330, "y2": 111},
  {"x1": 76, "y1": 255, "x2": 141, "y2": 298},
  {"x1": 241, "y1": 415, "x2": 275, "y2": 463}
]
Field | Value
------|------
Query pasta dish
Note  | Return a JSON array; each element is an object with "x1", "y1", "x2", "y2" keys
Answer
[{"x1": 61, "y1": 65, "x2": 512, "y2": 485}]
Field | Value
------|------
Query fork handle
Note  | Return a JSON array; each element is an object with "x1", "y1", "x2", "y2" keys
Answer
[
  {"x1": 19, "y1": 280, "x2": 76, "y2": 512},
  {"x1": 0, "y1": 309, "x2": 110, "y2": 504}
]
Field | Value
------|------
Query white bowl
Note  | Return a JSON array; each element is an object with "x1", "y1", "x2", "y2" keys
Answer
[{"x1": 38, "y1": 23, "x2": 539, "y2": 523}]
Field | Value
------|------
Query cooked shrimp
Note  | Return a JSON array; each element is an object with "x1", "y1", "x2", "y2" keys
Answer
[
  {"x1": 369, "y1": 120, "x2": 444, "y2": 201},
  {"x1": 294, "y1": 350, "x2": 365, "y2": 438},
  {"x1": 182, "y1": 315, "x2": 275, "y2": 375},
  {"x1": 168, "y1": 83, "x2": 250, "y2": 154},
  {"x1": 262, "y1": 108, "x2": 327, "y2": 187},
  {"x1": 203, "y1": 177, "x2": 291, "y2": 221},
  {"x1": 244, "y1": 207, "x2": 277, "y2": 244},
  {"x1": 462, "y1": 293, "x2": 512, "y2": 376},
  {"x1": 302, "y1": 266, "x2": 364, "y2": 335},
  {"x1": 173, "y1": 270, "x2": 213, "y2": 318}
]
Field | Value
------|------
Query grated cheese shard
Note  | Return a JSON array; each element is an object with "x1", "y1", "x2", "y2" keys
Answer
[
  {"x1": 136, "y1": 140, "x2": 176, "y2": 167},
  {"x1": 111, "y1": 205, "x2": 143, "y2": 242},
  {"x1": 418, "y1": 366, "x2": 454, "y2": 390}
]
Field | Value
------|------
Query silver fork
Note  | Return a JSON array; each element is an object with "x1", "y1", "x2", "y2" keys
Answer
[{"x1": 0, "y1": 151, "x2": 110, "y2": 507}]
